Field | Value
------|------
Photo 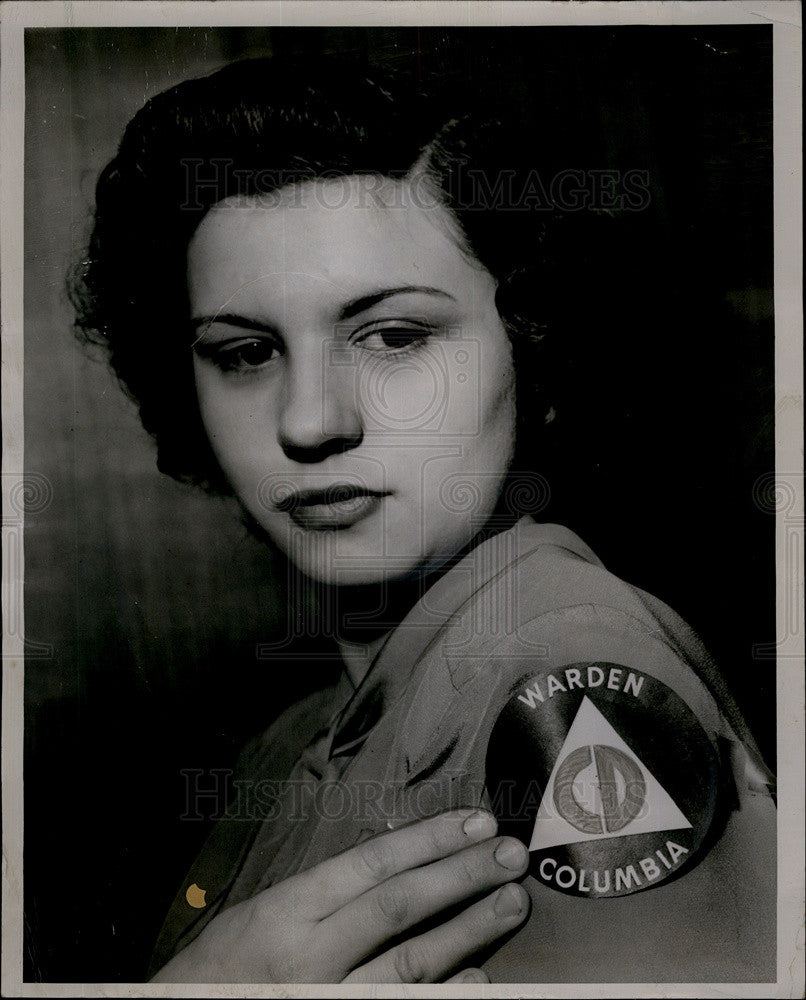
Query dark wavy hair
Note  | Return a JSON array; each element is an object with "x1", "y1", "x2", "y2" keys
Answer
[{"x1": 72, "y1": 55, "x2": 599, "y2": 499}]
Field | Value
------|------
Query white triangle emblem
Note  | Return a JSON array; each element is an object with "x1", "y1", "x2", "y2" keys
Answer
[{"x1": 529, "y1": 696, "x2": 692, "y2": 852}]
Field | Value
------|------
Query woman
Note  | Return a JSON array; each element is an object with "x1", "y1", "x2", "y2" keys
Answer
[{"x1": 73, "y1": 55, "x2": 776, "y2": 983}]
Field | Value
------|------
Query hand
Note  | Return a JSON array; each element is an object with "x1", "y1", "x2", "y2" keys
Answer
[{"x1": 151, "y1": 808, "x2": 530, "y2": 983}]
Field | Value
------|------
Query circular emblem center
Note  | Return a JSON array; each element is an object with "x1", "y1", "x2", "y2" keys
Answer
[{"x1": 554, "y1": 743, "x2": 646, "y2": 835}]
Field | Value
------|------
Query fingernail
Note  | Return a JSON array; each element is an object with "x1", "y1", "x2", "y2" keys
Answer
[
  {"x1": 494, "y1": 883, "x2": 525, "y2": 918},
  {"x1": 459, "y1": 969, "x2": 489, "y2": 983},
  {"x1": 462, "y1": 810, "x2": 497, "y2": 841},
  {"x1": 494, "y1": 838, "x2": 528, "y2": 870}
]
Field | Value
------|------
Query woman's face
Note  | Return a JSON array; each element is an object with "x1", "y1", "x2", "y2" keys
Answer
[{"x1": 187, "y1": 175, "x2": 516, "y2": 585}]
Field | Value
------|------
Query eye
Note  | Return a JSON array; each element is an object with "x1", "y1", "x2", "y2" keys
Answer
[
  {"x1": 351, "y1": 322, "x2": 432, "y2": 353},
  {"x1": 195, "y1": 337, "x2": 281, "y2": 373}
]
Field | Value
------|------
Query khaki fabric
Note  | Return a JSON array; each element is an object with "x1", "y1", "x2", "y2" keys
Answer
[{"x1": 150, "y1": 518, "x2": 776, "y2": 982}]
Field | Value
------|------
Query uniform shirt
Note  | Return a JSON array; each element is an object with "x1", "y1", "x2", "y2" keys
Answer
[{"x1": 150, "y1": 518, "x2": 776, "y2": 982}]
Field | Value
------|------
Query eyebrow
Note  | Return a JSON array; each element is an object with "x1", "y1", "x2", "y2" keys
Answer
[
  {"x1": 337, "y1": 285, "x2": 456, "y2": 320},
  {"x1": 190, "y1": 285, "x2": 457, "y2": 337}
]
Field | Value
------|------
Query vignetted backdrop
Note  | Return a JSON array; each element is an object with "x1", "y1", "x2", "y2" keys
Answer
[{"x1": 24, "y1": 25, "x2": 774, "y2": 981}]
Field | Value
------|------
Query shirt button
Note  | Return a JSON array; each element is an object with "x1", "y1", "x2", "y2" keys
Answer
[{"x1": 185, "y1": 883, "x2": 207, "y2": 908}]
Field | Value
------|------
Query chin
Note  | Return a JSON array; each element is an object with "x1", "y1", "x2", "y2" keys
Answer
[
  {"x1": 300, "y1": 563, "x2": 413, "y2": 587},
  {"x1": 262, "y1": 508, "x2": 477, "y2": 587},
  {"x1": 274, "y1": 529, "x2": 440, "y2": 588}
]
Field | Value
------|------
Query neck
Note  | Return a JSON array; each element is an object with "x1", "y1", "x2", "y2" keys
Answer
[
  {"x1": 336, "y1": 631, "x2": 392, "y2": 688},
  {"x1": 324, "y1": 571, "x2": 437, "y2": 688},
  {"x1": 323, "y1": 514, "x2": 521, "y2": 688}
]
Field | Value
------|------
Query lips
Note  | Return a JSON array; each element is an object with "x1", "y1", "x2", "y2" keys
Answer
[{"x1": 277, "y1": 485, "x2": 390, "y2": 531}]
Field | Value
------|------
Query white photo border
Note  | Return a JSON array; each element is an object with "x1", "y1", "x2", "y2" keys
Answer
[{"x1": 2, "y1": 2, "x2": 802, "y2": 997}]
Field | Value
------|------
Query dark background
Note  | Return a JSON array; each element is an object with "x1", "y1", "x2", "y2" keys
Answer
[{"x1": 24, "y1": 26, "x2": 774, "y2": 982}]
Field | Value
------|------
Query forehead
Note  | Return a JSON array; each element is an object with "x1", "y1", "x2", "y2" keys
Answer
[{"x1": 186, "y1": 175, "x2": 490, "y2": 312}]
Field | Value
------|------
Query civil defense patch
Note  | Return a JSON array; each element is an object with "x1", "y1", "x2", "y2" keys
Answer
[{"x1": 485, "y1": 662, "x2": 721, "y2": 898}]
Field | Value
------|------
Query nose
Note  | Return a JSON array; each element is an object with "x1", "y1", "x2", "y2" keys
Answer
[{"x1": 278, "y1": 344, "x2": 363, "y2": 463}]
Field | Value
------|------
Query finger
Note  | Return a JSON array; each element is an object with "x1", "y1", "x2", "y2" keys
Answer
[
  {"x1": 445, "y1": 968, "x2": 490, "y2": 984},
  {"x1": 345, "y1": 882, "x2": 530, "y2": 984},
  {"x1": 330, "y1": 836, "x2": 529, "y2": 968},
  {"x1": 286, "y1": 808, "x2": 498, "y2": 920}
]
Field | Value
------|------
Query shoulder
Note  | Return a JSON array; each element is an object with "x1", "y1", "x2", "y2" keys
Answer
[
  {"x1": 401, "y1": 520, "x2": 765, "y2": 770},
  {"x1": 397, "y1": 520, "x2": 774, "y2": 905},
  {"x1": 447, "y1": 520, "x2": 747, "y2": 742},
  {"x1": 449, "y1": 521, "x2": 773, "y2": 781}
]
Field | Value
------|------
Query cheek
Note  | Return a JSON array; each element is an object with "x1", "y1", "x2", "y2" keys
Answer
[
  {"x1": 442, "y1": 337, "x2": 516, "y2": 519},
  {"x1": 405, "y1": 337, "x2": 516, "y2": 536},
  {"x1": 355, "y1": 350, "x2": 459, "y2": 435},
  {"x1": 451, "y1": 333, "x2": 517, "y2": 455},
  {"x1": 355, "y1": 334, "x2": 515, "y2": 444},
  {"x1": 192, "y1": 366, "x2": 277, "y2": 486},
  {"x1": 194, "y1": 372, "x2": 236, "y2": 462}
]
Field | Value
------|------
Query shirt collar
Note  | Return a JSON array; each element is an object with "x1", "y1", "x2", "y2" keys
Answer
[{"x1": 327, "y1": 515, "x2": 542, "y2": 760}]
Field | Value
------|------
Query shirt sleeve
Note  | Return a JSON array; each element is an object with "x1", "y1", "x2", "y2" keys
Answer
[{"x1": 396, "y1": 598, "x2": 775, "y2": 980}]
